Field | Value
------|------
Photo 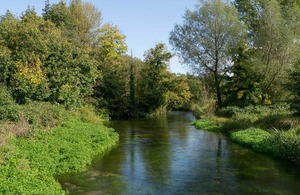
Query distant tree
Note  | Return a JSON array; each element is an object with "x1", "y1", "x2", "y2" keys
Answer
[
  {"x1": 170, "y1": 0, "x2": 245, "y2": 106},
  {"x1": 137, "y1": 43, "x2": 173, "y2": 113},
  {"x1": 162, "y1": 74, "x2": 192, "y2": 110}
]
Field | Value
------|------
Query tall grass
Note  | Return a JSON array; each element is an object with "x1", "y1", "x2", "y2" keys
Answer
[{"x1": 270, "y1": 129, "x2": 300, "y2": 166}]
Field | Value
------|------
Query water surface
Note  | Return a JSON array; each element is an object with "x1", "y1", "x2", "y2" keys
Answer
[{"x1": 59, "y1": 111, "x2": 300, "y2": 194}]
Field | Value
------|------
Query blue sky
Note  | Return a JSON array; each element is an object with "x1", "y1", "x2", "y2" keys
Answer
[{"x1": 0, "y1": 0, "x2": 198, "y2": 73}]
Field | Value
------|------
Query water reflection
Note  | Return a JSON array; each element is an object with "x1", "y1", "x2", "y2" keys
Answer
[{"x1": 59, "y1": 111, "x2": 300, "y2": 194}]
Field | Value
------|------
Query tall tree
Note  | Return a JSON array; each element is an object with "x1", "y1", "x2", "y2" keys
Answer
[
  {"x1": 235, "y1": 0, "x2": 299, "y2": 103},
  {"x1": 170, "y1": 0, "x2": 245, "y2": 106},
  {"x1": 93, "y1": 23, "x2": 129, "y2": 118},
  {"x1": 43, "y1": 0, "x2": 102, "y2": 47},
  {"x1": 137, "y1": 43, "x2": 173, "y2": 113}
]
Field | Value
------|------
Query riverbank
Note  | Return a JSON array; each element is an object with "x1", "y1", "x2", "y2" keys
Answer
[
  {"x1": 0, "y1": 103, "x2": 119, "y2": 194},
  {"x1": 193, "y1": 105, "x2": 300, "y2": 167}
]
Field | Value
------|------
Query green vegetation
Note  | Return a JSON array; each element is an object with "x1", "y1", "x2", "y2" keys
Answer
[
  {"x1": 170, "y1": 0, "x2": 300, "y2": 111},
  {"x1": 231, "y1": 128, "x2": 272, "y2": 153},
  {"x1": 1, "y1": 0, "x2": 300, "y2": 191},
  {"x1": 193, "y1": 119, "x2": 224, "y2": 133},
  {"x1": 0, "y1": 0, "x2": 193, "y2": 119},
  {"x1": 193, "y1": 105, "x2": 300, "y2": 167},
  {"x1": 0, "y1": 1, "x2": 194, "y2": 193},
  {"x1": 173, "y1": 0, "x2": 300, "y2": 167},
  {"x1": 0, "y1": 84, "x2": 118, "y2": 194},
  {"x1": 0, "y1": 114, "x2": 118, "y2": 194}
]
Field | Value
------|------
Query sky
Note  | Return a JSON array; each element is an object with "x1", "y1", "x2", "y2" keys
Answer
[{"x1": 0, "y1": 0, "x2": 199, "y2": 73}]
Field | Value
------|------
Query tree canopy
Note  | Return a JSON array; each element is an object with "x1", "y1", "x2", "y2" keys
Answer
[{"x1": 170, "y1": 0, "x2": 245, "y2": 106}]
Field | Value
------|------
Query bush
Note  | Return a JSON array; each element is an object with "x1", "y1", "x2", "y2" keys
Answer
[
  {"x1": 0, "y1": 86, "x2": 19, "y2": 122},
  {"x1": 217, "y1": 105, "x2": 292, "y2": 131},
  {"x1": 193, "y1": 118, "x2": 224, "y2": 132},
  {"x1": 231, "y1": 128, "x2": 273, "y2": 153},
  {"x1": 190, "y1": 99, "x2": 216, "y2": 119},
  {"x1": 18, "y1": 102, "x2": 67, "y2": 130},
  {"x1": 70, "y1": 104, "x2": 108, "y2": 124}
]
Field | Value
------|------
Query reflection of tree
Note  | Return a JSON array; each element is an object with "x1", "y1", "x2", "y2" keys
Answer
[
  {"x1": 168, "y1": 111, "x2": 189, "y2": 140},
  {"x1": 140, "y1": 114, "x2": 172, "y2": 191},
  {"x1": 227, "y1": 141, "x2": 300, "y2": 194},
  {"x1": 214, "y1": 138, "x2": 222, "y2": 187}
]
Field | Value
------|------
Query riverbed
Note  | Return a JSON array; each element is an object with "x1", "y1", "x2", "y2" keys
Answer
[{"x1": 59, "y1": 111, "x2": 300, "y2": 194}]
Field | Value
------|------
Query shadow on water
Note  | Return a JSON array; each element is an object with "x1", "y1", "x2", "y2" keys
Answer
[{"x1": 58, "y1": 111, "x2": 300, "y2": 195}]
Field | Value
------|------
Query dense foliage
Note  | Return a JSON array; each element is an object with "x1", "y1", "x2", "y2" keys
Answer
[
  {"x1": 0, "y1": 0, "x2": 192, "y2": 120},
  {"x1": 170, "y1": 0, "x2": 300, "y2": 110}
]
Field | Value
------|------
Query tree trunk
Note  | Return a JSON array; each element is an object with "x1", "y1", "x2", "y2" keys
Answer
[{"x1": 214, "y1": 73, "x2": 222, "y2": 107}]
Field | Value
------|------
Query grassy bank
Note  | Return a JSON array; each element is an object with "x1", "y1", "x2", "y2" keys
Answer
[
  {"x1": 0, "y1": 102, "x2": 119, "y2": 194},
  {"x1": 193, "y1": 105, "x2": 300, "y2": 167}
]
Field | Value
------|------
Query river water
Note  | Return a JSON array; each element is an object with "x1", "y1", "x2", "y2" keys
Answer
[{"x1": 59, "y1": 111, "x2": 300, "y2": 194}]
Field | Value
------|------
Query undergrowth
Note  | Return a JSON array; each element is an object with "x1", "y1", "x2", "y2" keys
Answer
[
  {"x1": 0, "y1": 89, "x2": 119, "y2": 194},
  {"x1": 0, "y1": 118, "x2": 119, "y2": 194}
]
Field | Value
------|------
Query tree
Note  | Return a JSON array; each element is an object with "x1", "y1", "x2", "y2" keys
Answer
[
  {"x1": 223, "y1": 45, "x2": 266, "y2": 106},
  {"x1": 92, "y1": 23, "x2": 129, "y2": 118},
  {"x1": 43, "y1": 0, "x2": 102, "y2": 47},
  {"x1": 0, "y1": 8, "x2": 97, "y2": 105},
  {"x1": 170, "y1": 0, "x2": 245, "y2": 106},
  {"x1": 287, "y1": 60, "x2": 300, "y2": 115},
  {"x1": 162, "y1": 74, "x2": 192, "y2": 110},
  {"x1": 234, "y1": 0, "x2": 265, "y2": 39},
  {"x1": 235, "y1": 0, "x2": 299, "y2": 103},
  {"x1": 137, "y1": 43, "x2": 173, "y2": 113}
]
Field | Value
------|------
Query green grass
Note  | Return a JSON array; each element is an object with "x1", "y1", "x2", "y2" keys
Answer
[{"x1": 0, "y1": 118, "x2": 119, "y2": 194}]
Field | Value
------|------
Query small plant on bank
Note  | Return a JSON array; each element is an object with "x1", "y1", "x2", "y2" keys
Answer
[
  {"x1": 193, "y1": 118, "x2": 225, "y2": 132},
  {"x1": 231, "y1": 128, "x2": 273, "y2": 153}
]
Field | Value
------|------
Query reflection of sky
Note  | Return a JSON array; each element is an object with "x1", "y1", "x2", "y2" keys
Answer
[{"x1": 116, "y1": 112, "x2": 238, "y2": 194}]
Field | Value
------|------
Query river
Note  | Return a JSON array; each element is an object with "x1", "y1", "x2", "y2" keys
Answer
[{"x1": 58, "y1": 111, "x2": 300, "y2": 194}]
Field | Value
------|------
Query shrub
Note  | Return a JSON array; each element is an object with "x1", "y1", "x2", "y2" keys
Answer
[
  {"x1": 193, "y1": 118, "x2": 224, "y2": 132},
  {"x1": 217, "y1": 105, "x2": 292, "y2": 131},
  {"x1": 231, "y1": 128, "x2": 273, "y2": 153},
  {"x1": 0, "y1": 86, "x2": 19, "y2": 122},
  {"x1": 70, "y1": 104, "x2": 108, "y2": 124},
  {"x1": 190, "y1": 99, "x2": 216, "y2": 119},
  {"x1": 18, "y1": 102, "x2": 67, "y2": 130}
]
